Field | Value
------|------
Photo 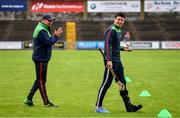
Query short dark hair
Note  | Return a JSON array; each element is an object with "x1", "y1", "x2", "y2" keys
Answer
[{"x1": 115, "y1": 12, "x2": 125, "y2": 18}]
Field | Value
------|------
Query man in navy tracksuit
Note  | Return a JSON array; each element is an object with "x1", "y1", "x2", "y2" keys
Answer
[
  {"x1": 95, "y1": 13, "x2": 142, "y2": 113},
  {"x1": 24, "y1": 15, "x2": 63, "y2": 107}
]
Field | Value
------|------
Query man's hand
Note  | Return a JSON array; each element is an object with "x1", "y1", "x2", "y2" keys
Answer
[
  {"x1": 106, "y1": 61, "x2": 112, "y2": 69},
  {"x1": 53, "y1": 27, "x2": 63, "y2": 37}
]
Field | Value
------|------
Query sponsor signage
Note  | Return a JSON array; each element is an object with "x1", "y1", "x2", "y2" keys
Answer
[
  {"x1": 53, "y1": 41, "x2": 65, "y2": 49},
  {"x1": 162, "y1": 41, "x2": 180, "y2": 49},
  {"x1": 76, "y1": 41, "x2": 160, "y2": 49},
  {"x1": 76, "y1": 41, "x2": 104, "y2": 49},
  {"x1": 145, "y1": 0, "x2": 180, "y2": 12},
  {"x1": 0, "y1": 0, "x2": 27, "y2": 11},
  {"x1": 31, "y1": 1, "x2": 84, "y2": 12},
  {"x1": 24, "y1": 41, "x2": 33, "y2": 49},
  {"x1": 24, "y1": 41, "x2": 64, "y2": 49},
  {"x1": 88, "y1": 1, "x2": 140, "y2": 12},
  {"x1": 0, "y1": 41, "x2": 22, "y2": 49},
  {"x1": 130, "y1": 41, "x2": 159, "y2": 49}
]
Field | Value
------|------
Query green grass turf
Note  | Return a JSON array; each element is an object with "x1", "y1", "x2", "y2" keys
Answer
[{"x1": 0, "y1": 50, "x2": 180, "y2": 117}]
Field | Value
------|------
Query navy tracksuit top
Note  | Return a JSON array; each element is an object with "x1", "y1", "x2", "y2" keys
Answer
[
  {"x1": 104, "y1": 24, "x2": 122, "y2": 62},
  {"x1": 32, "y1": 22, "x2": 59, "y2": 62}
]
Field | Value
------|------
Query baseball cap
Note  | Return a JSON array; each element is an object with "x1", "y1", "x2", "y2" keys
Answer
[{"x1": 42, "y1": 14, "x2": 55, "y2": 21}]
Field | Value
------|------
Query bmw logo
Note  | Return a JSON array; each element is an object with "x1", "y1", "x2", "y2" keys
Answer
[{"x1": 90, "y1": 3, "x2": 96, "y2": 9}]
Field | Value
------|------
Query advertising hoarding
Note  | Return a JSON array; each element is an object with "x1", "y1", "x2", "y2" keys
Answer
[
  {"x1": 76, "y1": 41, "x2": 104, "y2": 49},
  {"x1": 130, "y1": 41, "x2": 159, "y2": 49},
  {"x1": 0, "y1": 41, "x2": 22, "y2": 49},
  {"x1": 88, "y1": 1, "x2": 140, "y2": 12},
  {"x1": 145, "y1": 0, "x2": 180, "y2": 12},
  {"x1": 0, "y1": 0, "x2": 27, "y2": 11},
  {"x1": 31, "y1": 1, "x2": 84, "y2": 12},
  {"x1": 162, "y1": 41, "x2": 180, "y2": 49}
]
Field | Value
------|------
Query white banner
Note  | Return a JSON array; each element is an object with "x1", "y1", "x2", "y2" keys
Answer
[
  {"x1": 130, "y1": 41, "x2": 159, "y2": 49},
  {"x1": 145, "y1": 0, "x2": 180, "y2": 12},
  {"x1": 162, "y1": 41, "x2": 180, "y2": 49},
  {"x1": 87, "y1": 1, "x2": 140, "y2": 12},
  {"x1": 0, "y1": 41, "x2": 22, "y2": 49}
]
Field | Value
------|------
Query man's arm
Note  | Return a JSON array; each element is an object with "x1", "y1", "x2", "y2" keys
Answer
[
  {"x1": 120, "y1": 44, "x2": 132, "y2": 52},
  {"x1": 38, "y1": 27, "x2": 63, "y2": 46},
  {"x1": 38, "y1": 30, "x2": 58, "y2": 46},
  {"x1": 121, "y1": 31, "x2": 132, "y2": 52},
  {"x1": 104, "y1": 30, "x2": 116, "y2": 61},
  {"x1": 104, "y1": 29, "x2": 116, "y2": 69}
]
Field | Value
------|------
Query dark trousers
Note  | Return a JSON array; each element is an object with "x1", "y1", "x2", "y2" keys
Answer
[
  {"x1": 96, "y1": 61, "x2": 126, "y2": 107},
  {"x1": 27, "y1": 61, "x2": 49, "y2": 105}
]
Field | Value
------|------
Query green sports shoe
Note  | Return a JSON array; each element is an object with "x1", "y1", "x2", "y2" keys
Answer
[{"x1": 24, "y1": 98, "x2": 34, "y2": 106}]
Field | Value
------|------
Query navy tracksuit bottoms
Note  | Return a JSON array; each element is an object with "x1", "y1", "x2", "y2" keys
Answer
[
  {"x1": 27, "y1": 61, "x2": 49, "y2": 105},
  {"x1": 96, "y1": 61, "x2": 126, "y2": 107}
]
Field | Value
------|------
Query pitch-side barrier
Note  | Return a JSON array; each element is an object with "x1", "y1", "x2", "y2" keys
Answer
[{"x1": 0, "y1": 41, "x2": 180, "y2": 50}]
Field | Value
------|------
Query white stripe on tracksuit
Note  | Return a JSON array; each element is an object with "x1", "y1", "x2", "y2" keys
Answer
[{"x1": 96, "y1": 69, "x2": 109, "y2": 107}]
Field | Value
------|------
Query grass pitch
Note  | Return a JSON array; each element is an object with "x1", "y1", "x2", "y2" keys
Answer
[{"x1": 0, "y1": 50, "x2": 180, "y2": 117}]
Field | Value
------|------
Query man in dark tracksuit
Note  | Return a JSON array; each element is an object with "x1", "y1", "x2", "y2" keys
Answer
[
  {"x1": 95, "y1": 12, "x2": 142, "y2": 113},
  {"x1": 24, "y1": 15, "x2": 63, "y2": 107}
]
